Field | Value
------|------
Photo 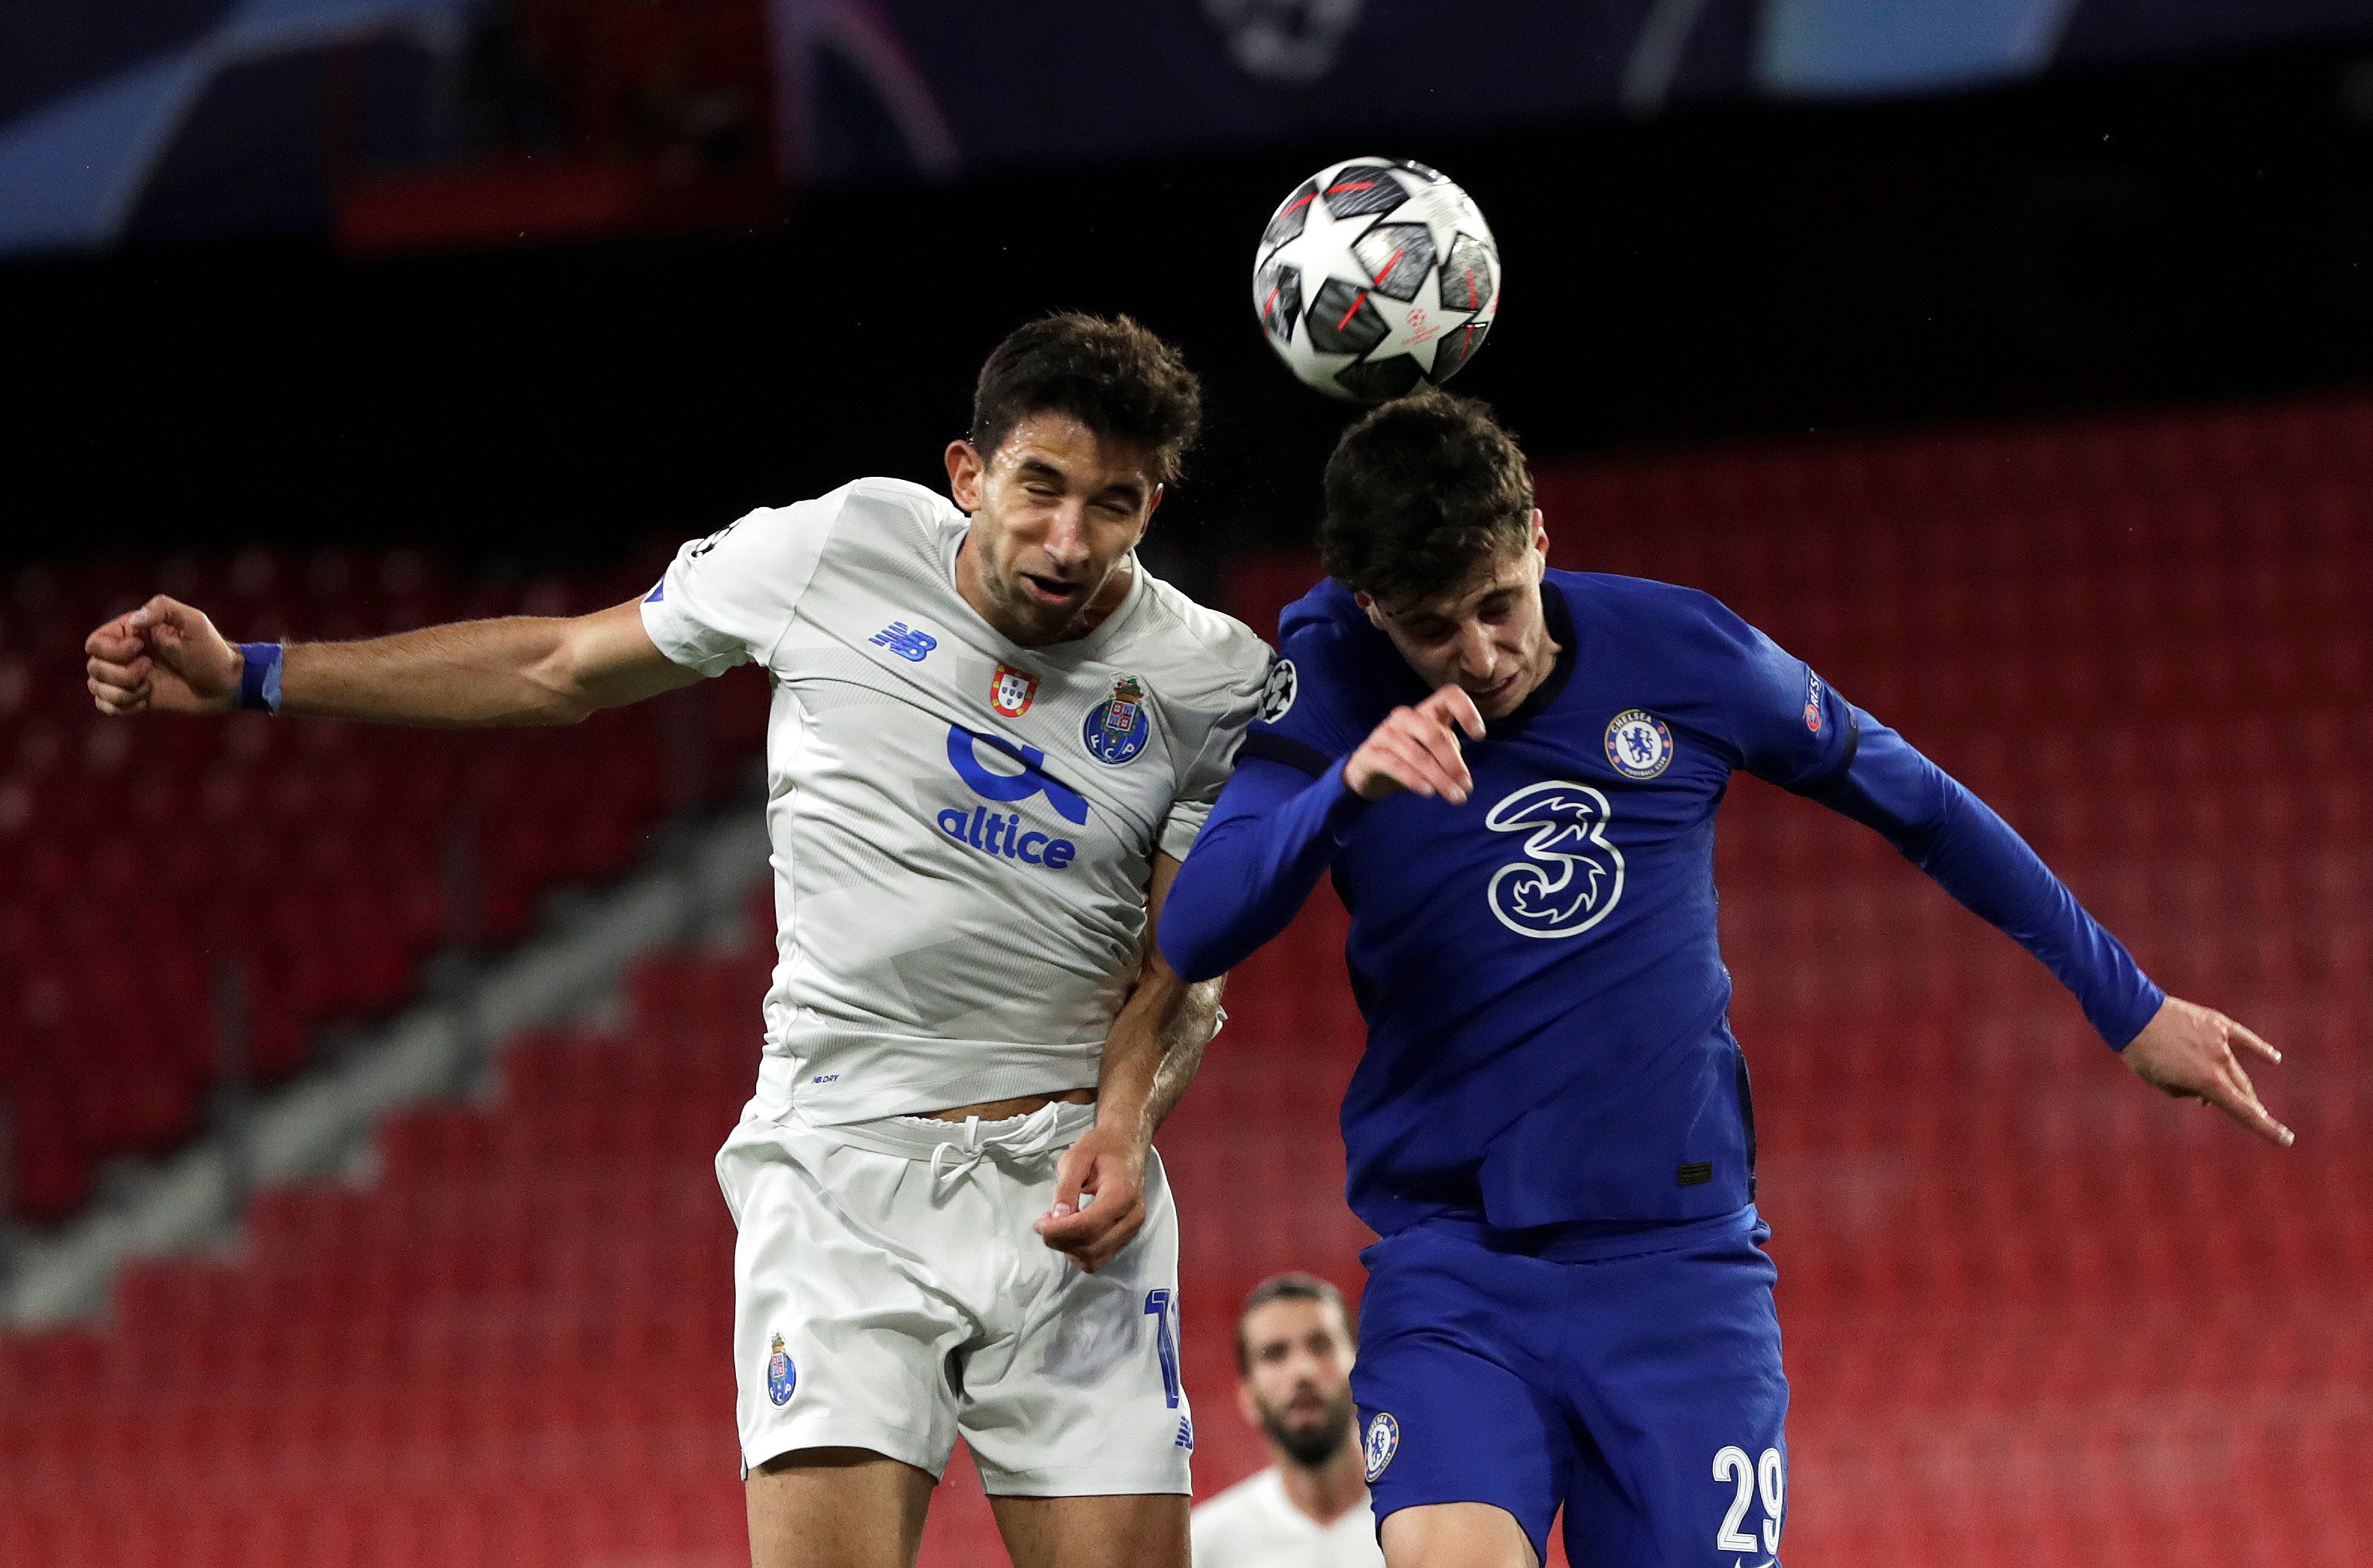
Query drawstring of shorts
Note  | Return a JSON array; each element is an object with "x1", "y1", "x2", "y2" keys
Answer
[{"x1": 927, "y1": 1108, "x2": 1070, "y2": 1196}]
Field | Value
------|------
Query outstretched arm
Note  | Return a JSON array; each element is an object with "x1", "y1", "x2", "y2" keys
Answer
[
  {"x1": 1804, "y1": 719, "x2": 2291, "y2": 1147},
  {"x1": 1036, "y1": 852, "x2": 1228, "y2": 1272},
  {"x1": 85, "y1": 594, "x2": 698, "y2": 725}
]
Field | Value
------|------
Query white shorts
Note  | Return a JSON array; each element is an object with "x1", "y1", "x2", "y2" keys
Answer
[{"x1": 715, "y1": 1084, "x2": 1194, "y2": 1496}]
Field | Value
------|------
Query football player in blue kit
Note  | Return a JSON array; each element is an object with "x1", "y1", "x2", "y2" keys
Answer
[{"x1": 1157, "y1": 390, "x2": 2292, "y2": 1568}]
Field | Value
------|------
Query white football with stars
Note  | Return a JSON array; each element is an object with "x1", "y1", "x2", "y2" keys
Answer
[{"x1": 1252, "y1": 156, "x2": 1502, "y2": 403}]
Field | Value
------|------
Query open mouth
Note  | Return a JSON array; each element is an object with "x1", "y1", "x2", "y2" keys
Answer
[{"x1": 1021, "y1": 572, "x2": 1084, "y2": 607}]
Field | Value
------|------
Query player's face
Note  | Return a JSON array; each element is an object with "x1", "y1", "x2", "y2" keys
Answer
[
  {"x1": 946, "y1": 413, "x2": 1163, "y2": 648},
  {"x1": 1236, "y1": 1298, "x2": 1359, "y2": 1469},
  {"x1": 1358, "y1": 512, "x2": 1557, "y2": 720}
]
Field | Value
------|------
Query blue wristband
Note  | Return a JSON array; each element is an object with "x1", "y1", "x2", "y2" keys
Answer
[{"x1": 236, "y1": 642, "x2": 284, "y2": 714}]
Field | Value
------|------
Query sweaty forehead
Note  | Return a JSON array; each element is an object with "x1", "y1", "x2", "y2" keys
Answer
[
  {"x1": 994, "y1": 415, "x2": 1158, "y2": 495},
  {"x1": 1381, "y1": 548, "x2": 1533, "y2": 624}
]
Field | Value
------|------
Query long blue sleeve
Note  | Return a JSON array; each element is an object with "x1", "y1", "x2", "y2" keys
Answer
[
  {"x1": 1801, "y1": 718, "x2": 2165, "y2": 1048},
  {"x1": 1179, "y1": 569, "x2": 2172, "y2": 1232},
  {"x1": 1159, "y1": 755, "x2": 1369, "y2": 982}
]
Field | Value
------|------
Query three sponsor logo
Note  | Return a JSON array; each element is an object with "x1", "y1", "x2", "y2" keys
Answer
[{"x1": 1484, "y1": 780, "x2": 1626, "y2": 939}]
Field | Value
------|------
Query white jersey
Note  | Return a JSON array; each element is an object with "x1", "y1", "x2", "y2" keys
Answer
[
  {"x1": 641, "y1": 477, "x2": 1273, "y2": 1121},
  {"x1": 1192, "y1": 1468, "x2": 1384, "y2": 1568}
]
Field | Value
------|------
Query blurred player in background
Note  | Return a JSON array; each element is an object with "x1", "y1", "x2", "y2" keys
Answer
[
  {"x1": 1192, "y1": 1274, "x2": 1383, "y2": 1568},
  {"x1": 83, "y1": 314, "x2": 1277, "y2": 1568},
  {"x1": 1159, "y1": 388, "x2": 2290, "y2": 1568}
]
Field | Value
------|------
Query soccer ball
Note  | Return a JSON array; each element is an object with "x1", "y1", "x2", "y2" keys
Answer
[{"x1": 1251, "y1": 157, "x2": 1501, "y2": 403}]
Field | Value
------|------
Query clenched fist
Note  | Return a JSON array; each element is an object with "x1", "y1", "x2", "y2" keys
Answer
[{"x1": 85, "y1": 596, "x2": 243, "y2": 716}]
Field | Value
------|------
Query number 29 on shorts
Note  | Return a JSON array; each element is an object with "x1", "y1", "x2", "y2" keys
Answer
[{"x1": 1713, "y1": 1444, "x2": 1784, "y2": 1559}]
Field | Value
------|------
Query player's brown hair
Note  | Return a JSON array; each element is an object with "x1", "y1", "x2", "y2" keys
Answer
[
  {"x1": 1319, "y1": 387, "x2": 1536, "y2": 607},
  {"x1": 969, "y1": 313, "x2": 1202, "y2": 486},
  {"x1": 1234, "y1": 1272, "x2": 1352, "y2": 1375}
]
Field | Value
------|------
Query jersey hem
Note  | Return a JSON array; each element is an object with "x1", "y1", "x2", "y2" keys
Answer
[
  {"x1": 1367, "y1": 1202, "x2": 1762, "y2": 1265},
  {"x1": 754, "y1": 1051, "x2": 1102, "y2": 1123}
]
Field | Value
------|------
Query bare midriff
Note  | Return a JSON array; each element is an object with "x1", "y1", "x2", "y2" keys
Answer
[{"x1": 918, "y1": 1087, "x2": 1097, "y2": 1122}]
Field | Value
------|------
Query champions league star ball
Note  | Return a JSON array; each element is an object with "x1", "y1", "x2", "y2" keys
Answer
[{"x1": 1252, "y1": 157, "x2": 1501, "y2": 402}]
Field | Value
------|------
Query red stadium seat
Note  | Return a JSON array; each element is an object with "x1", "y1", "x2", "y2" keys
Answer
[
  {"x1": 8, "y1": 401, "x2": 2368, "y2": 1566},
  {"x1": 0, "y1": 543, "x2": 715, "y2": 1227}
]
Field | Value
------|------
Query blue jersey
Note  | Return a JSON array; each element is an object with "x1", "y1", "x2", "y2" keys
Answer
[{"x1": 1160, "y1": 571, "x2": 2163, "y2": 1236}]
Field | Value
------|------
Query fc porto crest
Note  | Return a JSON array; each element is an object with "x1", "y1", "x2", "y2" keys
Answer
[
  {"x1": 765, "y1": 1332, "x2": 796, "y2": 1407},
  {"x1": 1362, "y1": 1413, "x2": 1400, "y2": 1480},
  {"x1": 1603, "y1": 708, "x2": 1673, "y2": 779},
  {"x1": 991, "y1": 662, "x2": 1039, "y2": 718},
  {"x1": 1083, "y1": 674, "x2": 1150, "y2": 765}
]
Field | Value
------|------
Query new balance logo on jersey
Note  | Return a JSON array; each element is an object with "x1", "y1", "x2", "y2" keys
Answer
[
  {"x1": 870, "y1": 622, "x2": 937, "y2": 661},
  {"x1": 936, "y1": 726, "x2": 1087, "y2": 870}
]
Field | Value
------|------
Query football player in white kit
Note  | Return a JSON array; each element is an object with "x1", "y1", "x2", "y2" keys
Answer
[
  {"x1": 82, "y1": 315, "x2": 1280, "y2": 1568},
  {"x1": 1192, "y1": 1275, "x2": 1384, "y2": 1568}
]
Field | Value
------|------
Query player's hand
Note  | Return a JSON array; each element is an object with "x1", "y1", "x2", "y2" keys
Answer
[
  {"x1": 2122, "y1": 996, "x2": 2293, "y2": 1147},
  {"x1": 85, "y1": 596, "x2": 242, "y2": 716},
  {"x1": 1342, "y1": 683, "x2": 1486, "y2": 804},
  {"x1": 1034, "y1": 1126, "x2": 1148, "y2": 1273}
]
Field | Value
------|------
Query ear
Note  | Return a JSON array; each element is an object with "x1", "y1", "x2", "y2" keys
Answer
[
  {"x1": 1131, "y1": 484, "x2": 1164, "y2": 547},
  {"x1": 1530, "y1": 508, "x2": 1549, "y2": 574},
  {"x1": 1353, "y1": 590, "x2": 1386, "y2": 632},
  {"x1": 945, "y1": 440, "x2": 986, "y2": 512},
  {"x1": 1237, "y1": 1381, "x2": 1261, "y2": 1429}
]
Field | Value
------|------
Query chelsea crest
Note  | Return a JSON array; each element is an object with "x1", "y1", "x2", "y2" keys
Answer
[{"x1": 1603, "y1": 708, "x2": 1673, "y2": 780}]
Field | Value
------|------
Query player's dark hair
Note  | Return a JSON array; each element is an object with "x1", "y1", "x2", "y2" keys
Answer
[
  {"x1": 1319, "y1": 387, "x2": 1536, "y2": 607},
  {"x1": 1234, "y1": 1272, "x2": 1352, "y2": 1375},
  {"x1": 969, "y1": 313, "x2": 1202, "y2": 486}
]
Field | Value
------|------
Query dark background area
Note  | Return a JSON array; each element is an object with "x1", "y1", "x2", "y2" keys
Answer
[{"x1": 11, "y1": 38, "x2": 2373, "y2": 583}]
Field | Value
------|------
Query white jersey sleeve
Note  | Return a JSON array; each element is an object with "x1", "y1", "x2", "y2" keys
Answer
[
  {"x1": 641, "y1": 500, "x2": 838, "y2": 677},
  {"x1": 1143, "y1": 601, "x2": 1277, "y2": 865},
  {"x1": 1159, "y1": 662, "x2": 1266, "y2": 863}
]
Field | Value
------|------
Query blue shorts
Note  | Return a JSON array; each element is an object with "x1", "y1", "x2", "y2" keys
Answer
[{"x1": 1352, "y1": 1205, "x2": 1787, "y2": 1568}]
